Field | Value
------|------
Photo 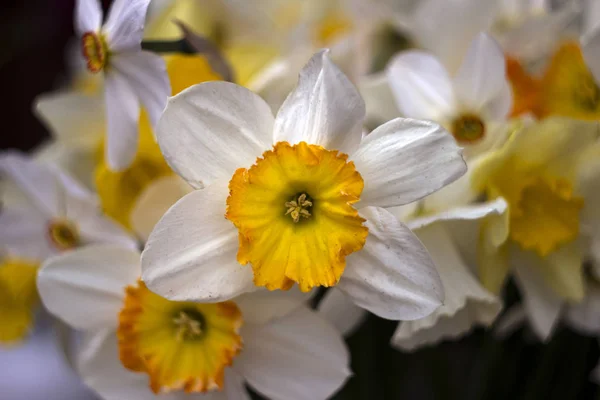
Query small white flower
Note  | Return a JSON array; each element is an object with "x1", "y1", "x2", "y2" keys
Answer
[
  {"x1": 75, "y1": 0, "x2": 170, "y2": 171},
  {"x1": 386, "y1": 32, "x2": 512, "y2": 160},
  {"x1": 37, "y1": 245, "x2": 350, "y2": 399},
  {"x1": 0, "y1": 152, "x2": 136, "y2": 261},
  {"x1": 141, "y1": 50, "x2": 467, "y2": 321}
]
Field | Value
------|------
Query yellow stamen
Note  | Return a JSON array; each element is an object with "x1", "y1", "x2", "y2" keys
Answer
[
  {"x1": 226, "y1": 141, "x2": 368, "y2": 292},
  {"x1": 285, "y1": 193, "x2": 313, "y2": 223},
  {"x1": 118, "y1": 281, "x2": 242, "y2": 394},
  {"x1": 82, "y1": 32, "x2": 108, "y2": 73},
  {"x1": 47, "y1": 219, "x2": 80, "y2": 250},
  {"x1": 451, "y1": 114, "x2": 485, "y2": 143}
]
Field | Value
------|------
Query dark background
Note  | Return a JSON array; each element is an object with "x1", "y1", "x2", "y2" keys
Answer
[{"x1": 1, "y1": 1, "x2": 599, "y2": 399}]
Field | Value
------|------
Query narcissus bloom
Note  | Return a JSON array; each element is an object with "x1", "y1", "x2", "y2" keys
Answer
[
  {"x1": 386, "y1": 32, "x2": 512, "y2": 160},
  {"x1": 75, "y1": 0, "x2": 170, "y2": 170},
  {"x1": 37, "y1": 245, "x2": 350, "y2": 399},
  {"x1": 142, "y1": 50, "x2": 467, "y2": 320}
]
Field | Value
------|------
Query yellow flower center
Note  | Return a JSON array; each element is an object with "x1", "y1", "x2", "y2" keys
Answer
[
  {"x1": 226, "y1": 141, "x2": 368, "y2": 292},
  {"x1": 47, "y1": 219, "x2": 80, "y2": 250},
  {"x1": 508, "y1": 176, "x2": 583, "y2": 257},
  {"x1": 451, "y1": 114, "x2": 486, "y2": 144},
  {"x1": 315, "y1": 12, "x2": 353, "y2": 46},
  {"x1": 0, "y1": 259, "x2": 39, "y2": 343},
  {"x1": 118, "y1": 281, "x2": 242, "y2": 394},
  {"x1": 538, "y1": 41, "x2": 600, "y2": 120},
  {"x1": 82, "y1": 32, "x2": 108, "y2": 74}
]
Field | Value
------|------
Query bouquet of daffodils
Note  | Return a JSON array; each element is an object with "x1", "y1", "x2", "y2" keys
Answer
[{"x1": 2, "y1": 0, "x2": 600, "y2": 398}]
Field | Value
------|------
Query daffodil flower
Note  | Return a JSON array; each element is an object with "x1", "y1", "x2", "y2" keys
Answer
[
  {"x1": 386, "y1": 32, "x2": 512, "y2": 161},
  {"x1": 390, "y1": 199, "x2": 506, "y2": 350},
  {"x1": 0, "y1": 152, "x2": 137, "y2": 260},
  {"x1": 141, "y1": 50, "x2": 466, "y2": 320},
  {"x1": 37, "y1": 245, "x2": 351, "y2": 399},
  {"x1": 75, "y1": 0, "x2": 170, "y2": 171},
  {"x1": 473, "y1": 118, "x2": 600, "y2": 339}
]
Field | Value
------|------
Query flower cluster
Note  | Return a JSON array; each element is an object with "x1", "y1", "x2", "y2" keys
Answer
[{"x1": 3, "y1": 0, "x2": 600, "y2": 398}]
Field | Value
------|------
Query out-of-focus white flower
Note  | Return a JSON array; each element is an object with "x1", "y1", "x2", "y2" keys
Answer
[
  {"x1": 141, "y1": 50, "x2": 467, "y2": 321},
  {"x1": 0, "y1": 152, "x2": 137, "y2": 261},
  {"x1": 391, "y1": 200, "x2": 506, "y2": 350},
  {"x1": 38, "y1": 245, "x2": 350, "y2": 399},
  {"x1": 386, "y1": 32, "x2": 512, "y2": 161},
  {"x1": 75, "y1": 0, "x2": 170, "y2": 170}
]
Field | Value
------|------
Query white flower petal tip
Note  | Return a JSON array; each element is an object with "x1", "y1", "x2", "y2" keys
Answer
[
  {"x1": 454, "y1": 32, "x2": 508, "y2": 111},
  {"x1": 391, "y1": 223, "x2": 501, "y2": 351},
  {"x1": 37, "y1": 245, "x2": 141, "y2": 331},
  {"x1": 141, "y1": 184, "x2": 255, "y2": 303},
  {"x1": 407, "y1": 197, "x2": 508, "y2": 231},
  {"x1": 385, "y1": 51, "x2": 455, "y2": 120},
  {"x1": 338, "y1": 207, "x2": 444, "y2": 321},
  {"x1": 156, "y1": 81, "x2": 274, "y2": 189},
  {"x1": 273, "y1": 49, "x2": 366, "y2": 155},
  {"x1": 354, "y1": 118, "x2": 467, "y2": 208}
]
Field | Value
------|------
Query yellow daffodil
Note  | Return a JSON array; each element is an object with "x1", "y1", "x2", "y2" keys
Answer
[{"x1": 0, "y1": 258, "x2": 39, "y2": 343}]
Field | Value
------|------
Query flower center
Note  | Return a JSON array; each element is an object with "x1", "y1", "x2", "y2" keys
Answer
[
  {"x1": 509, "y1": 176, "x2": 583, "y2": 256},
  {"x1": 226, "y1": 141, "x2": 368, "y2": 292},
  {"x1": 173, "y1": 309, "x2": 205, "y2": 341},
  {"x1": 451, "y1": 114, "x2": 485, "y2": 143},
  {"x1": 285, "y1": 193, "x2": 313, "y2": 223},
  {"x1": 47, "y1": 219, "x2": 80, "y2": 250},
  {"x1": 81, "y1": 32, "x2": 108, "y2": 73},
  {"x1": 0, "y1": 258, "x2": 39, "y2": 343},
  {"x1": 118, "y1": 281, "x2": 242, "y2": 394}
]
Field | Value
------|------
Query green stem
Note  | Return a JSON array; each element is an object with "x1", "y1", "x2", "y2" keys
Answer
[{"x1": 141, "y1": 39, "x2": 195, "y2": 54}]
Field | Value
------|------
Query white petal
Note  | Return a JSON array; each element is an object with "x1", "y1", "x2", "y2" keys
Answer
[
  {"x1": 74, "y1": 206, "x2": 138, "y2": 250},
  {"x1": 358, "y1": 72, "x2": 400, "y2": 124},
  {"x1": 156, "y1": 82, "x2": 274, "y2": 189},
  {"x1": 565, "y1": 282, "x2": 600, "y2": 335},
  {"x1": 34, "y1": 91, "x2": 105, "y2": 149},
  {"x1": 236, "y1": 306, "x2": 350, "y2": 400},
  {"x1": 0, "y1": 151, "x2": 94, "y2": 216},
  {"x1": 453, "y1": 33, "x2": 507, "y2": 112},
  {"x1": 130, "y1": 176, "x2": 192, "y2": 242},
  {"x1": 512, "y1": 249, "x2": 563, "y2": 341},
  {"x1": 0, "y1": 207, "x2": 56, "y2": 261},
  {"x1": 385, "y1": 51, "x2": 455, "y2": 120},
  {"x1": 317, "y1": 288, "x2": 368, "y2": 337},
  {"x1": 338, "y1": 207, "x2": 444, "y2": 320},
  {"x1": 411, "y1": 0, "x2": 499, "y2": 73},
  {"x1": 392, "y1": 224, "x2": 501, "y2": 350},
  {"x1": 103, "y1": 0, "x2": 150, "y2": 53},
  {"x1": 77, "y1": 330, "x2": 199, "y2": 400},
  {"x1": 141, "y1": 183, "x2": 255, "y2": 302},
  {"x1": 104, "y1": 71, "x2": 140, "y2": 171},
  {"x1": 111, "y1": 52, "x2": 170, "y2": 129},
  {"x1": 481, "y1": 81, "x2": 512, "y2": 121},
  {"x1": 272, "y1": 50, "x2": 365, "y2": 155},
  {"x1": 234, "y1": 287, "x2": 314, "y2": 325},
  {"x1": 408, "y1": 197, "x2": 508, "y2": 230},
  {"x1": 37, "y1": 245, "x2": 140, "y2": 331},
  {"x1": 223, "y1": 369, "x2": 250, "y2": 400},
  {"x1": 75, "y1": 0, "x2": 102, "y2": 35},
  {"x1": 353, "y1": 118, "x2": 466, "y2": 208}
]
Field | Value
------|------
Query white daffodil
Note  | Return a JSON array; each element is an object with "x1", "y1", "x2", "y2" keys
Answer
[
  {"x1": 0, "y1": 152, "x2": 136, "y2": 261},
  {"x1": 386, "y1": 32, "x2": 512, "y2": 161},
  {"x1": 390, "y1": 199, "x2": 506, "y2": 350},
  {"x1": 75, "y1": 0, "x2": 170, "y2": 171},
  {"x1": 37, "y1": 245, "x2": 350, "y2": 399},
  {"x1": 141, "y1": 50, "x2": 467, "y2": 321}
]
